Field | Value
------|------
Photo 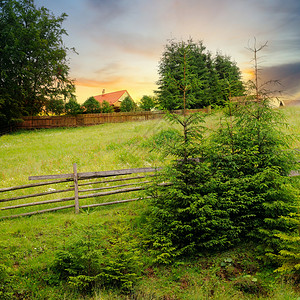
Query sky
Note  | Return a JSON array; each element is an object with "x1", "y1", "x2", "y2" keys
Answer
[{"x1": 34, "y1": 0, "x2": 300, "y2": 103}]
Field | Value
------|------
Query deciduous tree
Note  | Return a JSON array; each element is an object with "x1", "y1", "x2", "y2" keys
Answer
[
  {"x1": 120, "y1": 96, "x2": 136, "y2": 112},
  {"x1": 0, "y1": 0, "x2": 75, "y2": 125}
]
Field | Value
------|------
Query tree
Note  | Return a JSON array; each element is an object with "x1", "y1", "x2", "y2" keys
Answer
[
  {"x1": 146, "y1": 38, "x2": 297, "y2": 262},
  {"x1": 209, "y1": 40, "x2": 297, "y2": 253},
  {"x1": 214, "y1": 52, "x2": 245, "y2": 104},
  {"x1": 82, "y1": 97, "x2": 101, "y2": 114},
  {"x1": 156, "y1": 39, "x2": 244, "y2": 110},
  {"x1": 146, "y1": 50, "x2": 236, "y2": 261},
  {"x1": 65, "y1": 99, "x2": 81, "y2": 115},
  {"x1": 120, "y1": 96, "x2": 136, "y2": 112},
  {"x1": 0, "y1": 0, "x2": 75, "y2": 125},
  {"x1": 139, "y1": 95, "x2": 156, "y2": 111},
  {"x1": 46, "y1": 98, "x2": 65, "y2": 115},
  {"x1": 101, "y1": 100, "x2": 113, "y2": 113}
]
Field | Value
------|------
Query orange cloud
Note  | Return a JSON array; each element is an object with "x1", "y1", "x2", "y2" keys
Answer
[{"x1": 75, "y1": 77, "x2": 122, "y2": 88}]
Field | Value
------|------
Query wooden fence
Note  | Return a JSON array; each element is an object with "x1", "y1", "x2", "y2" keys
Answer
[
  {"x1": 17, "y1": 109, "x2": 208, "y2": 130},
  {"x1": 0, "y1": 164, "x2": 160, "y2": 220}
]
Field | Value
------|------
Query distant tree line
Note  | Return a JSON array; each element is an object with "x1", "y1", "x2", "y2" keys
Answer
[{"x1": 0, "y1": 1, "x2": 245, "y2": 126}]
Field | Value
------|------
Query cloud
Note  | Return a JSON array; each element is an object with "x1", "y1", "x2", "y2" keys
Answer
[
  {"x1": 261, "y1": 62, "x2": 300, "y2": 98},
  {"x1": 75, "y1": 77, "x2": 123, "y2": 87}
]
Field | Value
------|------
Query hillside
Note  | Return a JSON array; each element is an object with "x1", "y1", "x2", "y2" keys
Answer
[{"x1": 0, "y1": 107, "x2": 299, "y2": 299}]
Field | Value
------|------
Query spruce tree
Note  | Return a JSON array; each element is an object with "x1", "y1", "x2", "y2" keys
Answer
[{"x1": 209, "y1": 40, "x2": 297, "y2": 252}]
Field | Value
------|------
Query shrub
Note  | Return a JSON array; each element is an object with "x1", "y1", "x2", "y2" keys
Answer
[
  {"x1": 101, "y1": 100, "x2": 114, "y2": 113},
  {"x1": 65, "y1": 99, "x2": 82, "y2": 115},
  {"x1": 46, "y1": 99, "x2": 65, "y2": 115},
  {"x1": 139, "y1": 95, "x2": 156, "y2": 111},
  {"x1": 146, "y1": 113, "x2": 240, "y2": 260},
  {"x1": 51, "y1": 222, "x2": 142, "y2": 294},
  {"x1": 82, "y1": 97, "x2": 101, "y2": 114},
  {"x1": 120, "y1": 96, "x2": 136, "y2": 112}
]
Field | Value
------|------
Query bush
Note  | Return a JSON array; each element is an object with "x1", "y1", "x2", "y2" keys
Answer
[
  {"x1": 82, "y1": 97, "x2": 101, "y2": 114},
  {"x1": 139, "y1": 95, "x2": 156, "y2": 111},
  {"x1": 46, "y1": 99, "x2": 65, "y2": 115},
  {"x1": 51, "y1": 222, "x2": 142, "y2": 294},
  {"x1": 120, "y1": 96, "x2": 136, "y2": 112},
  {"x1": 101, "y1": 100, "x2": 114, "y2": 113},
  {"x1": 65, "y1": 99, "x2": 82, "y2": 115}
]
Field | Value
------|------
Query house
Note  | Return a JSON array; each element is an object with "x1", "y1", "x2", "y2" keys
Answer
[{"x1": 94, "y1": 90, "x2": 133, "y2": 111}]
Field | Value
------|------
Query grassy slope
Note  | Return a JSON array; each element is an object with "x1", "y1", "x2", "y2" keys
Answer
[{"x1": 0, "y1": 107, "x2": 299, "y2": 299}]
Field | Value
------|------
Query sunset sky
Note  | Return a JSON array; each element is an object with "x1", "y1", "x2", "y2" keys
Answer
[{"x1": 35, "y1": 0, "x2": 300, "y2": 103}]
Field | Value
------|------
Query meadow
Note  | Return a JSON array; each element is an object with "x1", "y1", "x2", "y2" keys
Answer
[{"x1": 0, "y1": 107, "x2": 299, "y2": 299}]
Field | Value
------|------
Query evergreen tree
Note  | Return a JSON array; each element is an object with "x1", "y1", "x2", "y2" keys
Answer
[
  {"x1": 214, "y1": 52, "x2": 245, "y2": 103},
  {"x1": 156, "y1": 39, "x2": 244, "y2": 110},
  {"x1": 209, "y1": 40, "x2": 297, "y2": 251}
]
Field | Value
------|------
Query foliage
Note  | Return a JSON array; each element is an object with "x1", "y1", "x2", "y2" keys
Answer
[
  {"x1": 146, "y1": 39, "x2": 298, "y2": 264},
  {"x1": 65, "y1": 99, "x2": 82, "y2": 115},
  {"x1": 214, "y1": 52, "x2": 245, "y2": 104},
  {"x1": 120, "y1": 96, "x2": 136, "y2": 112},
  {"x1": 208, "y1": 40, "x2": 298, "y2": 255},
  {"x1": 156, "y1": 38, "x2": 244, "y2": 110},
  {"x1": 51, "y1": 222, "x2": 142, "y2": 295},
  {"x1": 101, "y1": 100, "x2": 114, "y2": 113},
  {"x1": 0, "y1": 0, "x2": 75, "y2": 125},
  {"x1": 139, "y1": 95, "x2": 156, "y2": 111},
  {"x1": 145, "y1": 112, "x2": 238, "y2": 259},
  {"x1": 81, "y1": 97, "x2": 101, "y2": 114},
  {"x1": 268, "y1": 213, "x2": 300, "y2": 280},
  {"x1": 46, "y1": 99, "x2": 65, "y2": 115}
]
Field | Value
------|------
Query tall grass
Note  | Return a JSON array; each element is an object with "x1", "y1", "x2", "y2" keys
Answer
[{"x1": 0, "y1": 119, "x2": 169, "y2": 186}]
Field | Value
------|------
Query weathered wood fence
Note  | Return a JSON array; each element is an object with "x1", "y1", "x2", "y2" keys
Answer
[
  {"x1": 17, "y1": 109, "x2": 208, "y2": 130},
  {"x1": 0, "y1": 164, "x2": 160, "y2": 220}
]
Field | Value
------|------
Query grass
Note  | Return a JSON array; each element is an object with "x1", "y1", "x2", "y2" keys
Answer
[{"x1": 0, "y1": 106, "x2": 299, "y2": 299}]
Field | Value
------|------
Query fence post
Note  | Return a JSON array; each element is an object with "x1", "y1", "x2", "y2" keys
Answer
[{"x1": 73, "y1": 163, "x2": 80, "y2": 214}]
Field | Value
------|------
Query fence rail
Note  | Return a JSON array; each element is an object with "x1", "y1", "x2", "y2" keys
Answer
[
  {"x1": 1, "y1": 161, "x2": 298, "y2": 220},
  {"x1": 0, "y1": 164, "x2": 160, "y2": 220}
]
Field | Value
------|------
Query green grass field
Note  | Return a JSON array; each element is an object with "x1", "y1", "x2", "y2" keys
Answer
[{"x1": 0, "y1": 107, "x2": 299, "y2": 299}]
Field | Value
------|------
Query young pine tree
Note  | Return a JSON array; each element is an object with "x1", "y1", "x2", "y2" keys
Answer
[
  {"x1": 146, "y1": 44, "x2": 238, "y2": 261},
  {"x1": 209, "y1": 40, "x2": 298, "y2": 254}
]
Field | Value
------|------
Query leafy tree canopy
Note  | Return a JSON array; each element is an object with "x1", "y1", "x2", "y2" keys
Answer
[
  {"x1": 82, "y1": 97, "x2": 101, "y2": 114},
  {"x1": 156, "y1": 39, "x2": 244, "y2": 110},
  {"x1": 139, "y1": 95, "x2": 156, "y2": 111},
  {"x1": 0, "y1": 0, "x2": 75, "y2": 125},
  {"x1": 65, "y1": 99, "x2": 81, "y2": 115},
  {"x1": 120, "y1": 96, "x2": 136, "y2": 112},
  {"x1": 101, "y1": 100, "x2": 114, "y2": 113}
]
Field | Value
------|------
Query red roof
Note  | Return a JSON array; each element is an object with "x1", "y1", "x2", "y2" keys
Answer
[{"x1": 94, "y1": 90, "x2": 129, "y2": 105}]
